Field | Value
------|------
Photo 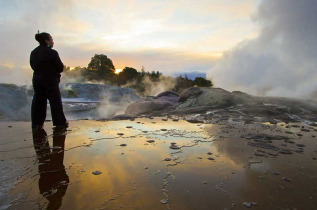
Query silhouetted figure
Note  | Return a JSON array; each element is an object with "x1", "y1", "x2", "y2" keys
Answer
[
  {"x1": 30, "y1": 32, "x2": 68, "y2": 128},
  {"x1": 32, "y1": 128, "x2": 69, "y2": 210}
]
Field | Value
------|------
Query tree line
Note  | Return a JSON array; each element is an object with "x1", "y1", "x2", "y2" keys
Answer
[{"x1": 64, "y1": 54, "x2": 213, "y2": 95}]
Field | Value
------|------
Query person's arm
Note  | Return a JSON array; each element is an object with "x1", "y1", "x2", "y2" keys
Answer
[
  {"x1": 51, "y1": 50, "x2": 64, "y2": 73},
  {"x1": 30, "y1": 52, "x2": 36, "y2": 71}
]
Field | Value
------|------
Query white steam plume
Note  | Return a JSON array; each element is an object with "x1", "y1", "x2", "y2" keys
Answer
[
  {"x1": 123, "y1": 75, "x2": 176, "y2": 96},
  {"x1": 207, "y1": 0, "x2": 317, "y2": 99},
  {"x1": 0, "y1": 65, "x2": 32, "y2": 86}
]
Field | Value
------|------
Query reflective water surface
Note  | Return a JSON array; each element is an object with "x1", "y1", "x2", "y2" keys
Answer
[{"x1": 0, "y1": 118, "x2": 316, "y2": 209}]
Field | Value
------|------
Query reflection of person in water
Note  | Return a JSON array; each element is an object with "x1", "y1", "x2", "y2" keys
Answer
[{"x1": 32, "y1": 128, "x2": 69, "y2": 209}]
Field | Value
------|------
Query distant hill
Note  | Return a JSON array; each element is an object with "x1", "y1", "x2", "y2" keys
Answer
[{"x1": 175, "y1": 71, "x2": 206, "y2": 80}]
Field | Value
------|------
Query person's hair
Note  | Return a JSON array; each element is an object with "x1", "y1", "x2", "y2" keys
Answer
[{"x1": 35, "y1": 32, "x2": 51, "y2": 44}]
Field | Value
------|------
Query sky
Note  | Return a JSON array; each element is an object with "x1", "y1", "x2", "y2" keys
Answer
[{"x1": 0, "y1": 0, "x2": 316, "y2": 98}]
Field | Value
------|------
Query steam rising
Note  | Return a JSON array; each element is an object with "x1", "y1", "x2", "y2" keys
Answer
[
  {"x1": 123, "y1": 75, "x2": 176, "y2": 96},
  {"x1": 0, "y1": 65, "x2": 32, "y2": 86},
  {"x1": 58, "y1": 83, "x2": 141, "y2": 120},
  {"x1": 207, "y1": 0, "x2": 317, "y2": 99},
  {"x1": 97, "y1": 91, "x2": 139, "y2": 118}
]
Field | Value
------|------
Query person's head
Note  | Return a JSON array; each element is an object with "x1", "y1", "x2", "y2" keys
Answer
[{"x1": 35, "y1": 32, "x2": 54, "y2": 48}]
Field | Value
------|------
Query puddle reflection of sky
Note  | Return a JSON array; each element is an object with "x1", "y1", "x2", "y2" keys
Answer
[{"x1": 4, "y1": 119, "x2": 315, "y2": 209}]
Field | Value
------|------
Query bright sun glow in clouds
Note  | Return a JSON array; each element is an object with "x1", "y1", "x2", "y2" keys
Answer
[{"x1": 115, "y1": 69, "x2": 123, "y2": 74}]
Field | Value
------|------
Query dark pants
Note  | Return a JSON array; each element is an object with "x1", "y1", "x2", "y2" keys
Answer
[{"x1": 31, "y1": 79, "x2": 67, "y2": 127}]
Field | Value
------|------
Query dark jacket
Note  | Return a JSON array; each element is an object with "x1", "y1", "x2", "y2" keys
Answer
[{"x1": 30, "y1": 44, "x2": 64, "y2": 85}]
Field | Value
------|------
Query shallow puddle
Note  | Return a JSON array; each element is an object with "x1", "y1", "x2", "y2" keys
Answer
[{"x1": 0, "y1": 118, "x2": 316, "y2": 209}]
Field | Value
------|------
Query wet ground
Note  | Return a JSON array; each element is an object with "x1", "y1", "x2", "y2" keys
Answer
[{"x1": 0, "y1": 118, "x2": 316, "y2": 209}]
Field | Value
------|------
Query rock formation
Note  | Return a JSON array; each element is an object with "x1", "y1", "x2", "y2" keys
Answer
[{"x1": 125, "y1": 91, "x2": 179, "y2": 116}]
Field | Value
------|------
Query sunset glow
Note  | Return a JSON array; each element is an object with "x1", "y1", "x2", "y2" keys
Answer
[
  {"x1": 0, "y1": 0, "x2": 259, "y2": 76},
  {"x1": 115, "y1": 69, "x2": 123, "y2": 74}
]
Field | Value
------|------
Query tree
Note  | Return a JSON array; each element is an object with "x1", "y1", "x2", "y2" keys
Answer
[
  {"x1": 117, "y1": 67, "x2": 139, "y2": 85},
  {"x1": 84, "y1": 54, "x2": 116, "y2": 82},
  {"x1": 173, "y1": 75, "x2": 194, "y2": 93},
  {"x1": 193, "y1": 77, "x2": 213, "y2": 87}
]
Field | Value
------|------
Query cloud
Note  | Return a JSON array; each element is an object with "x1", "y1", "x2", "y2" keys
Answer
[
  {"x1": 58, "y1": 44, "x2": 218, "y2": 75},
  {"x1": 207, "y1": 0, "x2": 317, "y2": 99},
  {"x1": 0, "y1": 0, "x2": 257, "y2": 84}
]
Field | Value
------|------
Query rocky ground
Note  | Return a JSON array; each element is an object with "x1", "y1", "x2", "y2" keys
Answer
[{"x1": 124, "y1": 87, "x2": 317, "y2": 123}]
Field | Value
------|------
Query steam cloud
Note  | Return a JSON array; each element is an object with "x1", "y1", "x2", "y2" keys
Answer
[
  {"x1": 207, "y1": 0, "x2": 317, "y2": 99},
  {"x1": 97, "y1": 91, "x2": 139, "y2": 118},
  {"x1": 0, "y1": 65, "x2": 32, "y2": 86},
  {"x1": 122, "y1": 75, "x2": 176, "y2": 96}
]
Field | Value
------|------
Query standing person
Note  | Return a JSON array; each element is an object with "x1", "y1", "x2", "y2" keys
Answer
[{"x1": 30, "y1": 32, "x2": 68, "y2": 128}]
